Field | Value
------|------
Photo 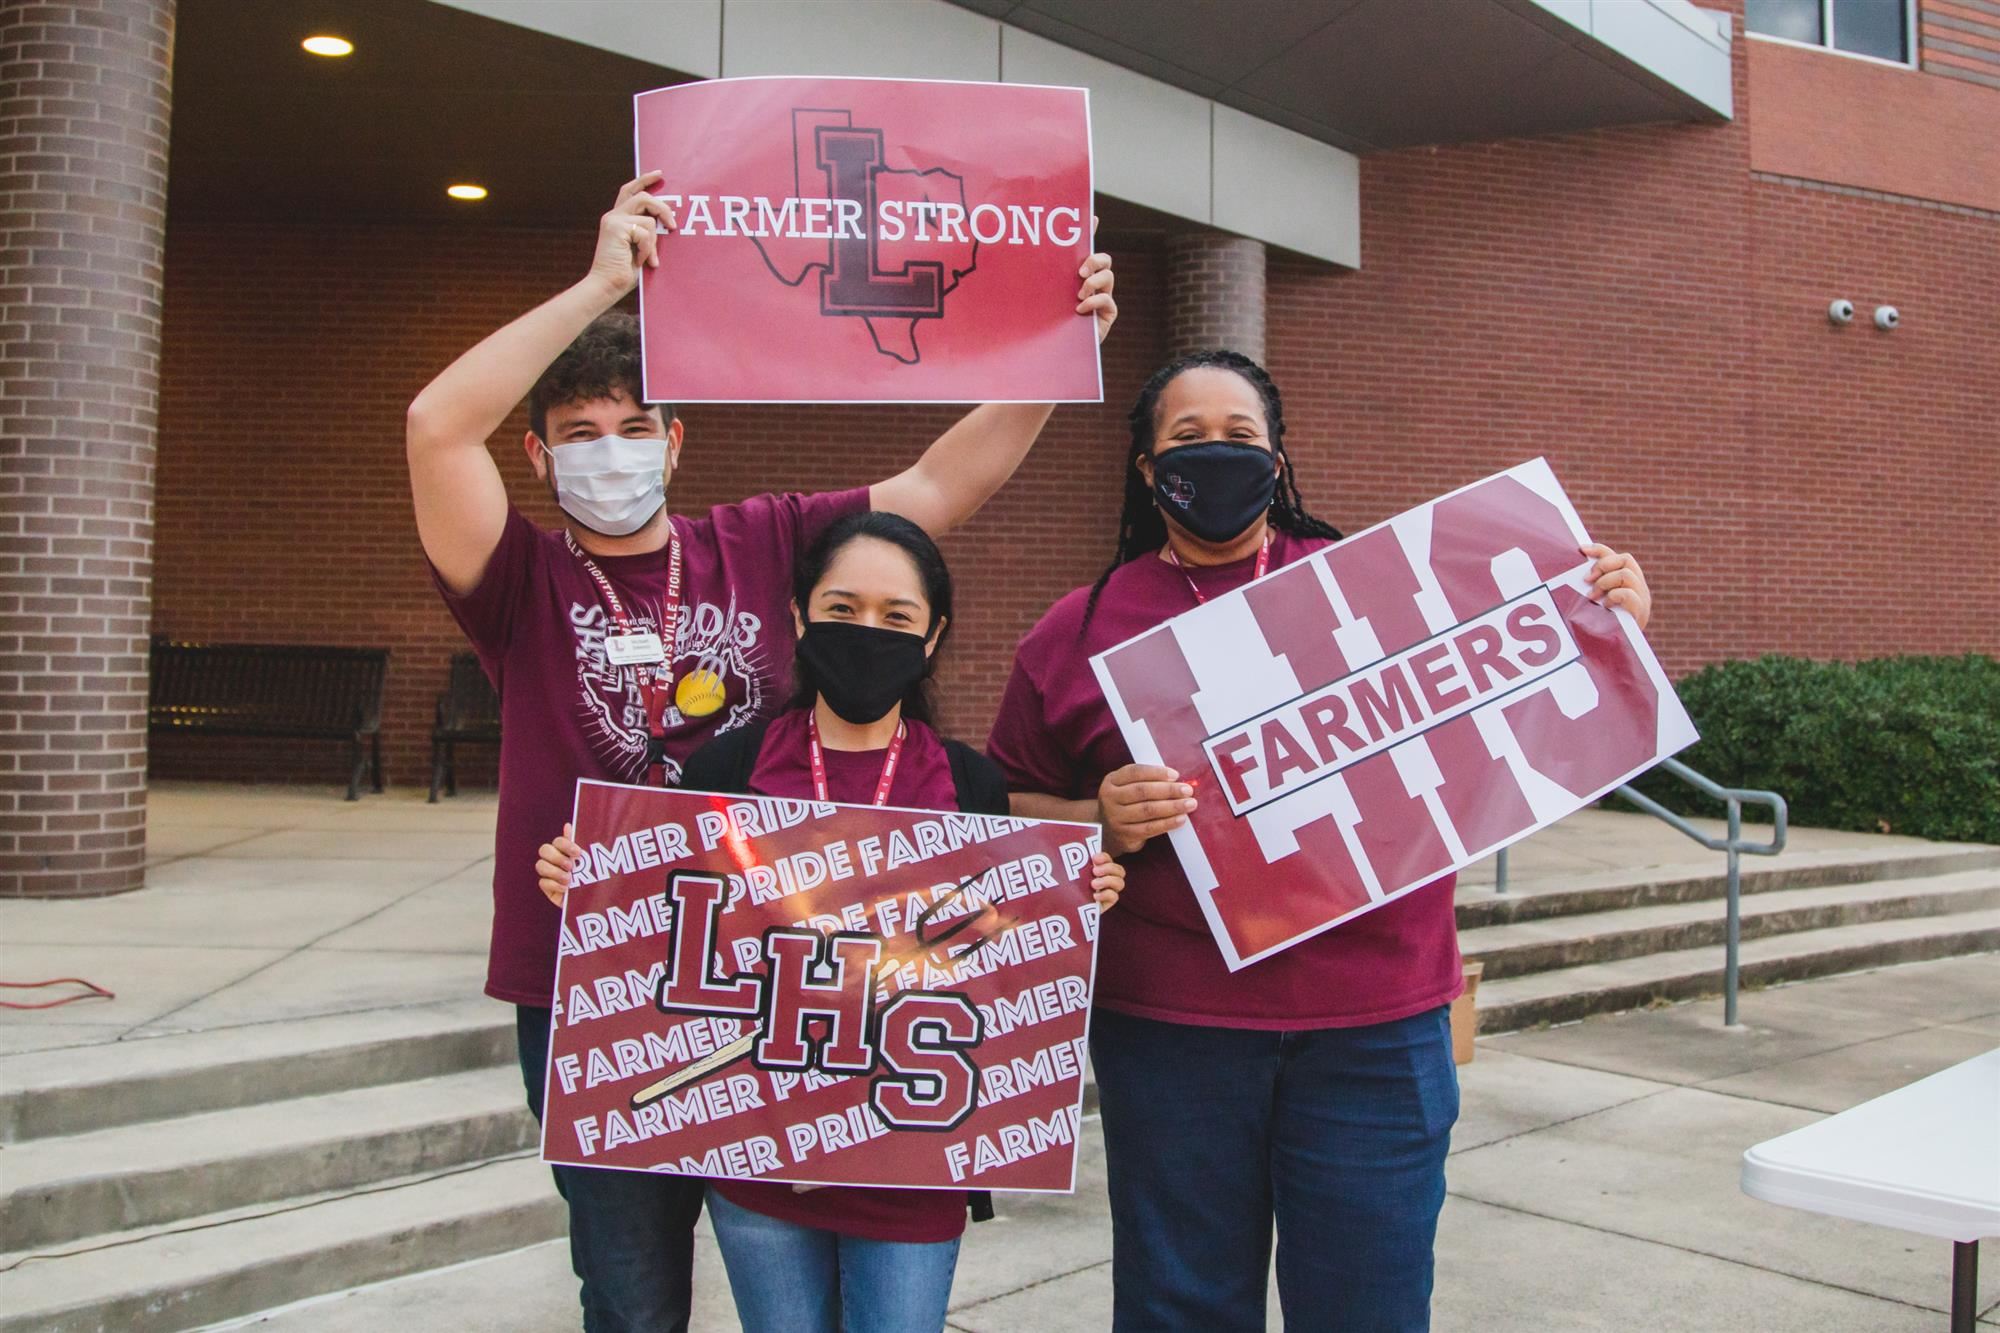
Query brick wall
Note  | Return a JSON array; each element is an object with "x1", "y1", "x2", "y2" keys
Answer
[
  {"x1": 1748, "y1": 28, "x2": 2000, "y2": 212},
  {"x1": 1921, "y1": 0, "x2": 2000, "y2": 88},
  {"x1": 1267, "y1": 101, "x2": 1760, "y2": 678},
  {"x1": 148, "y1": 9, "x2": 1999, "y2": 793},
  {"x1": 1166, "y1": 233, "x2": 1266, "y2": 363},
  {"x1": 148, "y1": 223, "x2": 1160, "y2": 789},
  {"x1": 1739, "y1": 175, "x2": 2000, "y2": 660},
  {"x1": 1, "y1": 0, "x2": 173, "y2": 897}
]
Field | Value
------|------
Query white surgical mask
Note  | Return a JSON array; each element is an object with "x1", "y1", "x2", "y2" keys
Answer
[{"x1": 541, "y1": 435, "x2": 669, "y2": 537}]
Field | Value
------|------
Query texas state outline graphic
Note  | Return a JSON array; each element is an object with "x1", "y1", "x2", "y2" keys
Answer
[{"x1": 747, "y1": 107, "x2": 979, "y2": 365}]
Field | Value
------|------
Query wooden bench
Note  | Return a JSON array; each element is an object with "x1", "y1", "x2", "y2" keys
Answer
[
  {"x1": 429, "y1": 651, "x2": 500, "y2": 803},
  {"x1": 148, "y1": 639, "x2": 389, "y2": 800}
]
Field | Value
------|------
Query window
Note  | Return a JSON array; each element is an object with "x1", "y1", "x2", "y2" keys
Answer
[{"x1": 1746, "y1": 0, "x2": 1912, "y2": 63}]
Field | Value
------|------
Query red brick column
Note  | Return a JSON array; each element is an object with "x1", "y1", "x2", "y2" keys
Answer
[
  {"x1": 1166, "y1": 232, "x2": 1267, "y2": 364},
  {"x1": 0, "y1": 0, "x2": 174, "y2": 898}
]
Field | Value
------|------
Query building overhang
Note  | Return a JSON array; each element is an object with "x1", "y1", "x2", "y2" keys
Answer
[
  {"x1": 440, "y1": 0, "x2": 1731, "y2": 267},
  {"x1": 167, "y1": 0, "x2": 1731, "y2": 271},
  {"x1": 949, "y1": 0, "x2": 1735, "y2": 154}
]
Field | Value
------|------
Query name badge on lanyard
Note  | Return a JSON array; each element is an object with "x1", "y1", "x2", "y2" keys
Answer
[
  {"x1": 566, "y1": 527, "x2": 685, "y2": 785},
  {"x1": 603, "y1": 630, "x2": 667, "y2": 667}
]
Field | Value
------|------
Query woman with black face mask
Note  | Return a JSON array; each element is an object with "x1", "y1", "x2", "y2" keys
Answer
[
  {"x1": 535, "y1": 510, "x2": 1124, "y2": 1333},
  {"x1": 989, "y1": 349, "x2": 1655, "y2": 1332}
]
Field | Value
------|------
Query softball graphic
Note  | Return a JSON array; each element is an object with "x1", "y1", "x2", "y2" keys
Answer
[{"x1": 675, "y1": 668, "x2": 727, "y2": 719}]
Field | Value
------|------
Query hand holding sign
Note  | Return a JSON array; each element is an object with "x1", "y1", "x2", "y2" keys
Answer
[
  {"x1": 1583, "y1": 543, "x2": 1651, "y2": 626},
  {"x1": 536, "y1": 822, "x2": 579, "y2": 907},
  {"x1": 1079, "y1": 236, "x2": 1117, "y2": 345},
  {"x1": 585, "y1": 173, "x2": 679, "y2": 300},
  {"x1": 1097, "y1": 764, "x2": 1197, "y2": 857},
  {"x1": 1085, "y1": 850, "x2": 1126, "y2": 909}
]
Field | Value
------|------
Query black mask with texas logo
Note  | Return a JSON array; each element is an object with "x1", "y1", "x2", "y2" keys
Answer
[{"x1": 1151, "y1": 441, "x2": 1278, "y2": 544}]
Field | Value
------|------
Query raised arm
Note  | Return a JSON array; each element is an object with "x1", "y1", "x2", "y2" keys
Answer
[
  {"x1": 870, "y1": 248, "x2": 1116, "y2": 537},
  {"x1": 406, "y1": 174, "x2": 675, "y2": 593}
]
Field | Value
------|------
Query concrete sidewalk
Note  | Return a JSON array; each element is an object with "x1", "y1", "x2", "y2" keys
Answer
[
  {"x1": 4, "y1": 784, "x2": 1993, "y2": 1330},
  {"x1": 219, "y1": 954, "x2": 1999, "y2": 1332},
  {"x1": 0, "y1": 780, "x2": 1956, "y2": 1056},
  {"x1": 0, "y1": 784, "x2": 497, "y2": 1054}
]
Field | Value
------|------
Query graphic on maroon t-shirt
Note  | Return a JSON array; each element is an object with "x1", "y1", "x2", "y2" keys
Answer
[{"x1": 566, "y1": 584, "x2": 777, "y2": 785}]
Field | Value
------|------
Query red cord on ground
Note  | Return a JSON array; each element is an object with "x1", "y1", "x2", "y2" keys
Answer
[{"x1": 0, "y1": 978, "x2": 116, "y2": 1010}]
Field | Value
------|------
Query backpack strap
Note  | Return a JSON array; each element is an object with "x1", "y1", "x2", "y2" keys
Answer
[
  {"x1": 678, "y1": 719, "x2": 772, "y2": 797},
  {"x1": 944, "y1": 740, "x2": 1012, "y2": 817}
]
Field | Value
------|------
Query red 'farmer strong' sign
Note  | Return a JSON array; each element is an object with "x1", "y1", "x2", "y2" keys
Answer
[{"x1": 633, "y1": 76, "x2": 1099, "y2": 404}]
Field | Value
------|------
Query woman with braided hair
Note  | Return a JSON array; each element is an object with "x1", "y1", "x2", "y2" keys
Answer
[
  {"x1": 1081, "y1": 349, "x2": 1341, "y2": 626},
  {"x1": 988, "y1": 349, "x2": 1652, "y2": 1331}
]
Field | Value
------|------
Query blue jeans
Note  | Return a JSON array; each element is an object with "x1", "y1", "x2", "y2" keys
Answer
[
  {"x1": 1090, "y1": 1006, "x2": 1459, "y2": 1333},
  {"x1": 705, "y1": 1188, "x2": 961, "y2": 1333},
  {"x1": 516, "y1": 1005, "x2": 706, "y2": 1333}
]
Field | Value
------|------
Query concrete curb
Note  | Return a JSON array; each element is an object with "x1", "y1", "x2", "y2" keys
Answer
[
  {"x1": 0, "y1": 1000, "x2": 514, "y2": 1144},
  {"x1": 3, "y1": 1068, "x2": 537, "y2": 1250},
  {"x1": 1465, "y1": 869, "x2": 2000, "y2": 981},
  {"x1": 1454, "y1": 846, "x2": 2000, "y2": 930},
  {"x1": 0, "y1": 1157, "x2": 566, "y2": 1333},
  {"x1": 1479, "y1": 915, "x2": 2000, "y2": 1033}
]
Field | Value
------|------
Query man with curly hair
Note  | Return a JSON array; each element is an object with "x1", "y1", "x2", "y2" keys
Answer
[{"x1": 405, "y1": 173, "x2": 1115, "y2": 1333}]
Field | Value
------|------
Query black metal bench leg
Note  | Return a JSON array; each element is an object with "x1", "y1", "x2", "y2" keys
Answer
[
  {"x1": 347, "y1": 736, "x2": 365, "y2": 801},
  {"x1": 1952, "y1": 1240, "x2": 1977, "y2": 1333},
  {"x1": 445, "y1": 741, "x2": 458, "y2": 798},
  {"x1": 371, "y1": 731, "x2": 384, "y2": 793}
]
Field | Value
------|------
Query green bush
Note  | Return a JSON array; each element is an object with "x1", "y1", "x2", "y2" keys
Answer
[{"x1": 1627, "y1": 654, "x2": 2000, "y2": 843}]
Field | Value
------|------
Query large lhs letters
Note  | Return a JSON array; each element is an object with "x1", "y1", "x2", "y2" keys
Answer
[
  {"x1": 1092, "y1": 459, "x2": 1695, "y2": 971},
  {"x1": 544, "y1": 785, "x2": 1101, "y2": 1190}
]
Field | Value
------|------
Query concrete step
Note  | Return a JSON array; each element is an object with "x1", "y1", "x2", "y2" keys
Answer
[
  {"x1": 0, "y1": 999, "x2": 514, "y2": 1143},
  {"x1": 202, "y1": 1240, "x2": 592, "y2": 1333},
  {"x1": 1463, "y1": 868, "x2": 2000, "y2": 982},
  {"x1": 1454, "y1": 843, "x2": 2000, "y2": 930},
  {"x1": 2, "y1": 1066, "x2": 535, "y2": 1250},
  {"x1": 0, "y1": 1154, "x2": 565, "y2": 1333},
  {"x1": 1476, "y1": 910, "x2": 2000, "y2": 1034}
]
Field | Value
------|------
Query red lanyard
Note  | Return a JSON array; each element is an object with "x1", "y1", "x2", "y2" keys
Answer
[
  {"x1": 1166, "y1": 532, "x2": 1271, "y2": 606},
  {"x1": 566, "y1": 526, "x2": 682, "y2": 783},
  {"x1": 807, "y1": 709, "x2": 905, "y2": 806}
]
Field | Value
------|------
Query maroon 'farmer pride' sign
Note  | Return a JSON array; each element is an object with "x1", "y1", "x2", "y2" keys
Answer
[
  {"x1": 1092, "y1": 459, "x2": 1698, "y2": 972},
  {"x1": 541, "y1": 782, "x2": 1101, "y2": 1193}
]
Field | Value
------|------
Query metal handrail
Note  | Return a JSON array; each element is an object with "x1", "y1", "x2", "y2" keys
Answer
[{"x1": 1490, "y1": 757, "x2": 1788, "y2": 1026}]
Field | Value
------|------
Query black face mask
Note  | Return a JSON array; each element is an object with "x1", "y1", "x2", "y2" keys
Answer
[
  {"x1": 1150, "y1": 441, "x2": 1277, "y2": 544},
  {"x1": 796, "y1": 620, "x2": 930, "y2": 725}
]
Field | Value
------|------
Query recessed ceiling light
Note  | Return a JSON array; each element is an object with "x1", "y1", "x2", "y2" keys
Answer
[
  {"x1": 446, "y1": 184, "x2": 489, "y2": 202},
  {"x1": 301, "y1": 35, "x2": 354, "y2": 57}
]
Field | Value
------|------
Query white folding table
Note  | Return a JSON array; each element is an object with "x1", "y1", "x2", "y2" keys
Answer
[{"x1": 1742, "y1": 1047, "x2": 1999, "y2": 1332}]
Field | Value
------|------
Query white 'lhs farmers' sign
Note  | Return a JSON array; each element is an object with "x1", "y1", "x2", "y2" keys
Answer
[{"x1": 1091, "y1": 458, "x2": 1697, "y2": 972}]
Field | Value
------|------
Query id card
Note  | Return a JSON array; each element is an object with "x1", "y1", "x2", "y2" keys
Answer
[{"x1": 603, "y1": 631, "x2": 667, "y2": 667}]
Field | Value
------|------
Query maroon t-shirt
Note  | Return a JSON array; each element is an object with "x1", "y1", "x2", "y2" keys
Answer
[
  {"x1": 432, "y1": 491, "x2": 868, "y2": 1005},
  {"x1": 707, "y1": 708, "x2": 970, "y2": 1244},
  {"x1": 987, "y1": 532, "x2": 1463, "y2": 1031}
]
